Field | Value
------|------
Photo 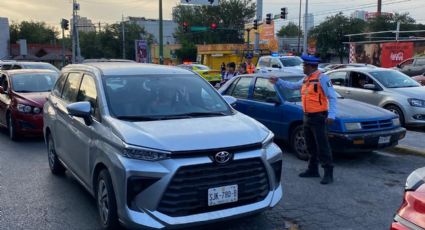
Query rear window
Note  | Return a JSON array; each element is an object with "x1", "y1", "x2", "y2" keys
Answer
[{"x1": 280, "y1": 57, "x2": 303, "y2": 67}]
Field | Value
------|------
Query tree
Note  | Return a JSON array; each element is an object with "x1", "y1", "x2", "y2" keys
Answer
[
  {"x1": 172, "y1": 0, "x2": 256, "y2": 45},
  {"x1": 10, "y1": 21, "x2": 58, "y2": 44},
  {"x1": 309, "y1": 13, "x2": 367, "y2": 63},
  {"x1": 175, "y1": 42, "x2": 197, "y2": 62},
  {"x1": 367, "y1": 13, "x2": 420, "y2": 38},
  {"x1": 277, "y1": 22, "x2": 303, "y2": 37}
]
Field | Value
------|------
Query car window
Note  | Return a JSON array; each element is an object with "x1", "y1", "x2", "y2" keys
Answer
[
  {"x1": 11, "y1": 72, "x2": 58, "y2": 93},
  {"x1": 52, "y1": 73, "x2": 68, "y2": 97},
  {"x1": 61, "y1": 72, "x2": 82, "y2": 103},
  {"x1": 279, "y1": 57, "x2": 303, "y2": 67},
  {"x1": 349, "y1": 72, "x2": 375, "y2": 89},
  {"x1": 253, "y1": 78, "x2": 279, "y2": 102},
  {"x1": 258, "y1": 58, "x2": 271, "y2": 67},
  {"x1": 77, "y1": 74, "x2": 99, "y2": 119},
  {"x1": 329, "y1": 71, "x2": 348, "y2": 86},
  {"x1": 415, "y1": 59, "x2": 425, "y2": 66},
  {"x1": 230, "y1": 77, "x2": 252, "y2": 99},
  {"x1": 1, "y1": 64, "x2": 13, "y2": 70},
  {"x1": 400, "y1": 59, "x2": 414, "y2": 68},
  {"x1": 270, "y1": 59, "x2": 281, "y2": 68},
  {"x1": 11, "y1": 65, "x2": 22, "y2": 70},
  {"x1": 276, "y1": 76, "x2": 302, "y2": 102}
]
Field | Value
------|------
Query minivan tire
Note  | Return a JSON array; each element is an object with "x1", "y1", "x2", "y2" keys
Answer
[
  {"x1": 290, "y1": 125, "x2": 309, "y2": 161},
  {"x1": 96, "y1": 169, "x2": 119, "y2": 230},
  {"x1": 385, "y1": 105, "x2": 405, "y2": 126},
  {"x1": 47, "y1": 134, "x2": 66, "y2": 175}
]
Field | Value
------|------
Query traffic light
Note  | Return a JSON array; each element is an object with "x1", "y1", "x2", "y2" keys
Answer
[
  {"x1": 253, "y1": 19, "x2": 258, "y2": 30},
  {"x1": 266, "y1": 13, "x2": 272, "y2": 24},
  {"x1": 183, "y1": 21, "x2": 188, "y2": 33},
  {"x1": 280, "y1": 7, "x2": 287, "y2": 19},
  {"x1": 61, "y1": 19, "x2": 69, "y2": 30},
  {"x1": 210, "y1": 23, "x2": 217, "y2": 30}
]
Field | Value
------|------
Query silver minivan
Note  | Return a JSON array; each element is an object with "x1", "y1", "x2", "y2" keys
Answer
[{"x1": 43, "y1": 62, "x2": 283, "y2": 229}]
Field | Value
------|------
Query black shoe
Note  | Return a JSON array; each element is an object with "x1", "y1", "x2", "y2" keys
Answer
[
  {"x1": 320, "y1": 168, "x2": 334, "y2": 184},
  {"x1": 299, "y1": 168, "x2": 320, "y2": 178}
]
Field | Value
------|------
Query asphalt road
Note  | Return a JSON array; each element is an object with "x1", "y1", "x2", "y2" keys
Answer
[{"x1": 1, "y1": 132, "x2": 424, "y2": 230}]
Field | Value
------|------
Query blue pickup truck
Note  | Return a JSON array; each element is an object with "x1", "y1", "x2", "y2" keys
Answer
[{"x1": 219, "y1": 73, "x2": 406, "y2": 160}]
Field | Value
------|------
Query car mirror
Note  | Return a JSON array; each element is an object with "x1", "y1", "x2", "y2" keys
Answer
[
  {"x1": 266, "y1": 97, "x2": 281, "y2": 105},
  {"x1": 67, "y1": 101, "x2": 93, "y2": 125},
  {"x1": 223, "y1": 95, "x2": 237, "y2": 107},
  {"x1": 363, "y1": 84, "x2": 377, "y2": 90}
]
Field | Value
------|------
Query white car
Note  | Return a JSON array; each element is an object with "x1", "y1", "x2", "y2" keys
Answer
[{"x1": 256, "y1": 55, "x2": 304, "y2": 74}]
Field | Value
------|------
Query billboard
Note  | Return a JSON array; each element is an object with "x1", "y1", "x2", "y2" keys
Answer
[
  {"x1": 135, "y1": 40, "x2": 148, "y2": 63},
  {"x1": 381, "y1": 42, "x2": 414, "y2": 68}
]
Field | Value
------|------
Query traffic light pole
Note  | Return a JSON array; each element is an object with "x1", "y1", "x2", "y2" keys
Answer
[
  {"x1": 62, "y1": 27, "x2": 65, "y2": 67},
  {"x1": 302, "y1": 0, "x2": 308, "y2": 55},
  {"x1": 159, "y1": 0, "x2": 164, "y2": 64}
]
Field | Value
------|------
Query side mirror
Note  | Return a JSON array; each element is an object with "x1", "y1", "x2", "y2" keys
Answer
[
  {"x1": 0, "y1": 86, "x2": 5, "y2": 94},
  {"x1": 67, "y1": 101, "x2": 93, "y2": 125},
  {"x1": 363, "y1": 84, "x2": 377, "y2": 90},
  {"x1": 266, "y1": 97, "x2": 281, "y2": 105},
  {"x1": 223, "y1": 95, "x2": 237, "y2": 107}
]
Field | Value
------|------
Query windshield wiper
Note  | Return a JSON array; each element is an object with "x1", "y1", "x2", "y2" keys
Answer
[
  {"x1": 175, "y1": 111, "x2": 229, "y2": 117},
  {"x1": 115, "y1": 115, "x2": 161, "y2": 121}
]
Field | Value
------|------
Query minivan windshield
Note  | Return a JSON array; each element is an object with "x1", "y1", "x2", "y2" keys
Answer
[
  {"x1": 370, "y1": 70, "x2": 421, "y2": 88},
  {"x1": 103, "y1": 74, "x2": 233, "y2": 121},
  {"x1": 11, "y1": 72, "x2": 58, "y2": 93},
  {"x1": 280, "y1": 57, "x2": 303, "y2": 67}
]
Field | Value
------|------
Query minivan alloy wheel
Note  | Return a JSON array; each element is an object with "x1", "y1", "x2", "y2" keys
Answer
[
  {"x1": 47, "y1": 135, "x2": 66, "y2": 174},
  {"x1": 96, "y1": 170, "x2": 119, "y2": 230},
  {"x1": 98, "y1": 179, "x2": 109, "y2": 225}
]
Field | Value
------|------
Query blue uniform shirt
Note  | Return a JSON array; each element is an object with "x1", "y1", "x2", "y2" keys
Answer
[{"x1": 275, "y1": 72, "x2": 338, "y2": 119}]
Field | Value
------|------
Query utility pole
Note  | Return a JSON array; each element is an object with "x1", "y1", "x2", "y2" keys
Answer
[
  {"x1": 302, "y1": 0, "x2": 308, "y2": 55},
  {"x1": 297, "y1": 0, "x2": 302, "y2": 54},
  {"x1": 72, "y1": 0, "x2": 76, "y2": 63},
  {"x1": 159, "y1": 0, "x2": 164, "y2": 64},
  {"x1": 122, "y1": 15, "x2": 126, "y2": 59},
  {"x1": 254, "y1": 0, "x2": 262, "y2": 53},
  {"x1": 377, "y1": 0, "x2": 382, "y2": 16}
]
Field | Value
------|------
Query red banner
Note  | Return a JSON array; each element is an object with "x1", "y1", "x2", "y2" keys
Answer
[{"x1": 381, "y1": 42, "x2": 414, "y2": 68}]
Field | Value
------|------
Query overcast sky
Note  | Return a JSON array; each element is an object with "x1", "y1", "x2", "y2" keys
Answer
[{"x1": 1, "y1": 0, "x2": 424, "y2": 29}]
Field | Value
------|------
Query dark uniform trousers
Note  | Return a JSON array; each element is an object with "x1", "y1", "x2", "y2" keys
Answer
[{"x1": 303, "y1": 111, "x2": 334, "y2": 169}]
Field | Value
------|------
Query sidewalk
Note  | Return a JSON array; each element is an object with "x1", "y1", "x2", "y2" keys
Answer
[{"x1": 391, "y1": 129, "x2": 425, "y2": 155}]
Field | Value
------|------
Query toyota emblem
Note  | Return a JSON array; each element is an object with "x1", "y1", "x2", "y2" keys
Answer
[{"x1": 214, "y1": 151, "x2": 232, "y2": 164}]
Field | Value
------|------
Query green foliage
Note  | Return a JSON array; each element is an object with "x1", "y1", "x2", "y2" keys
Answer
[
  {"x1": 172, "y1": 0, "x2": 256, "y2": 45},
  {"x1": 277, "y1": 22, "x2": 303, "y2": 37},
  {"x1": 175, "y1": 42, "x2": 197, "y2": 62},
  {"x1": 10, "y1": 21, "x2": 58, "y2": 44}
]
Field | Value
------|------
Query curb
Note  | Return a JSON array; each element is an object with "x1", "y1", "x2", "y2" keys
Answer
[{"x1": 387, "y1": 145, "x2": 425, "y2": 157}]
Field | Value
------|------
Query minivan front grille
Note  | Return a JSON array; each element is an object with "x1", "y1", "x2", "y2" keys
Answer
[
  {"x1": 361, "y1": 119, "x2": 393, "y2": 130},
  {"x1": 157, "y1": 158, "x2": 270, "y2": 217}
]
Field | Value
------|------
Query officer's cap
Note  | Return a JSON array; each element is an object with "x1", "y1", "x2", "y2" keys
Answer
[
  {"x1": 245, "y1": 53, "x2": 253, "y2": 59},
  {"x1": 301, "y1": 55, "x2": 321, "y2": 65}
]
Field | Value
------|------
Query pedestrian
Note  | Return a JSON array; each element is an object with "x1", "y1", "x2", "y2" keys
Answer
[
  {"x1": 245, "y1": 53, "x2": 256, "y2": 74},
  {"x1": 238, "y1": 63, "x2": 247, "y2": 75},
  {"x1": 221, "y1": 62, "x2": 237, "y2": 84},
  {"x1": 269, "y1": 55, "x2": 338, "y2": 185},
  {"x1": 220, "y1": 62, "x2": 226, "y2": 75}
]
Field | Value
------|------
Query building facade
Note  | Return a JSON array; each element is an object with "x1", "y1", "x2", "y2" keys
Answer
[
  {"x1": 71, "y1": 15, "x2": 96, "y2": 33},
  {"x1": 351, "y1": 10, "x2": 367, "y2": 21},
  {"x1": 128, "y1": 17, "x2": 177, "y2": 44},
  {"x1": 0, "y1": 17, "x2": 10, "y2": 59}
]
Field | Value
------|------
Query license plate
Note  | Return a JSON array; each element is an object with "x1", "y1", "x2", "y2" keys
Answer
[
  {"x1": 208, "y1": 185, "x2": 238, "y2": 206},
  {"x1": 378, "y1": 136, "x2": 391, "y2": 144}
]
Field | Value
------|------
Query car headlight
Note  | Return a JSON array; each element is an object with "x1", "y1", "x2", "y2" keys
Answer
[
  {"x1": 408, "y1": 98, "x2": 425, "y2": 107},
  {"x1": 406, "y1": 167, "x2": 425, "y2": 191},
  {"x1": 33, "y1": 107, "x2": 41, "y2": 114},
  {"x1": 344, "y1": 122, "x2": 362, "y2": 131},
  {"x1": 262, "y1": 132, "x2": 274, "y2": 148},
  {"x1": 17, "y1": 104, "x2": 33, "y2": 113},
  {"x1": 392, "y1": 118, "x2": 400, "y2": 126},
  {"x1": 122, "y1": 146, "x2": 170, "y2": 161}
]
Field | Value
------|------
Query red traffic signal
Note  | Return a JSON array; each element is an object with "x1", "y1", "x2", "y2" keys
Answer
[
  {"x1": 183, "y1": 21, "x2": 189, "y2": 32},
  {"x1": 211, "y1": 23, "x2": 217, "y2": 30}
]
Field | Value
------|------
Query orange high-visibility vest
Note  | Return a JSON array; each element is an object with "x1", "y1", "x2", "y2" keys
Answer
[
  {"x1": 246, "y1": 63, "x2": 256, "y2": 74},
  {"x1": 301, "y1": 71, "x2": 329, "y2": 113}
]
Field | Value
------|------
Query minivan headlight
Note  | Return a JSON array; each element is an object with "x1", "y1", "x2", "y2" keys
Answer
[
  {"x1": 408, "y1": 98, "x2": 425, "y2": 108},
  {"x1": 262, "y1": 132, "x2": 274, "y2": 148},
  {"x1": 122, "y1": 146, "x2": 170, "y2": 161},
  {"x1": 392, "y1": 118, "x2": 400, "y2": 126},
  {"x1": 344, "y1": 122, "x2": 362, "y2": 131}
]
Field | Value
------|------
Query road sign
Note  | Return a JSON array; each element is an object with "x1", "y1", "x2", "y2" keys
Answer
[
  {"x1": 191, "y1": 26, "x2": 208, "y2": 32},
  {"x1": 181, "y1": 0, "x2": 219, "y2": 6}
]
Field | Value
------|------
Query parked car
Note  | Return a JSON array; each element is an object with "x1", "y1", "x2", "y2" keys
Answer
[
  {"x1": 43, "y1": 62, "x2": 283, "y2": 229},
  {"x1": 391, "y1": 167, "x2": 425, "y2": 230},
  {"x1": 256, "y1": 55, "x2": 304, "y2": 74},
  {"x1": 394, "y1": 57, "x2": 425, "y2": 77},
  {"x1": 327, "y1": 67, "x2": 425, "y2": 127},
  {"x1": 1, "y1": 61, "x2": 60, "y2": 73},
  {"x1": 218, "y1": 73, "x2": 406, "y2": 160},
  {"x1": 177, "y1": 64, "x2": 222, "y2": 85},
  {"x1": 412, "y1": 72, "x2": 425, "y2": 86},
  {"x1": 0, "y1": 69, "x2": 58, "y2": 140},
  {"x1": 82, "y1": 58, "x2": 136, "y2": 63}
]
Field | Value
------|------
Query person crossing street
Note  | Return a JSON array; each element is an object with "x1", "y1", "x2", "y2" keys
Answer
[{"x1": 269, "y1": 55, "x2": 338, "y2": 184}]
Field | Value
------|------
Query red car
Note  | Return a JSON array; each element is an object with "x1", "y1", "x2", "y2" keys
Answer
[
  {"x1": 391, "y1": 167, "x2": 425, "y2": 230},
  {"x1": 412, "y1": 73, "x2": 425, "y2": 86},
  {"x1": 0, "y1": 69, "x2": 58, "y2": 140}
]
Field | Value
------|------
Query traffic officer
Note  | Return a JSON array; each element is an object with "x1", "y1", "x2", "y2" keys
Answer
[
  {"x1": 245, "y1": 53, "x2": 256, "y2": 74},
  {"x1": 269, "y1": 55, "x2": 338, "y2": 185}
]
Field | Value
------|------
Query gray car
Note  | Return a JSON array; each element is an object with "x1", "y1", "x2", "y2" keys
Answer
[
  {"x1": 327, "y1": 67, "x2": 425, "y2": 126},
  {"x1": 43, "y1": 62, "x2": 283, "y2": 229}
]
